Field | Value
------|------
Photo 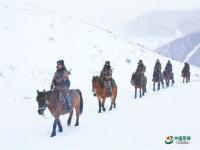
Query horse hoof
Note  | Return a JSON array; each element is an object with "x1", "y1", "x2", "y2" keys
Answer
[
  {"x1": 109, "y1": 107, "x2": 112, "y2": 111},
  {"x1": 59, "y1": 129, "x2": 63, "y2": 132},
  {"x1": 98, "y1": 110, "x2": 101, "y2": 113},
  {"x1": 50, "y1": 132, "x2": 56, "y2": 137},
  {"x1": 103, "y1": 108, "x2": 106, "y2": 111},
  {"x1": 67, "y1": 121, "x2": 71, "y2": 126},
  {"x1": 75, "y1": 123, "x2": 79, "y2": 126}
]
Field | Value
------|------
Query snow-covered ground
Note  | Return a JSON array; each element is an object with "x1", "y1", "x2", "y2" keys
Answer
[{"x1": 1, "y1": 1, "x2": 200, "y2": 150}]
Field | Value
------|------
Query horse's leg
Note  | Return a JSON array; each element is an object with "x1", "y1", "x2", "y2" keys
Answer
[
  {"x1": 50, "y1": 119, "x2": 58, "y2": 137},
  {"x1": 172, "y1": 76, "x2": 175, "y2": 85},
  {"x1": 166, "y1": 80, "x2": 168, "y2": 87},
  {"x1": 102, "y1": 98, "x2": 106, "y2": 111},
  {"x1": 113, "y1": 89, "x2": 117, "y2": 109},
  {"x1": 57, "y1": 118, "x2": 63, "y2": 132},
  {"x1": 74, "y1": 109, "x2": 80, "y2": 126},
  {"x1": 109, "y1": 97, "x2": 113, "y2": 111},
  {"x1": 161, "y1": 79, "x2": 164, "y2": 88},
  {"x1": 139, "y1": 88, "x2": 142, "y2": 98},
  {"x1": 67, "y1": 110, "x2": 73, "y2": 126},
  {"x1": 153, "y1": 82, "x2": 155, "y2": 91},
  {"x1": 97, "y1": 97, "x2": 101, "y2": 113},
  {"x1": 113, "y1": 95, "x2": 117, "y2": 108},
  {"x1": 135, "y1": 87, "x2": 138, "y2": 98},
  {"x1": 157, "y1": 82, "x2": 160, "y2": 91},
  {"x1": 187, "y1": 76, "x2": 190, "y2": 83},
  {"x1": 171, "y1": 79, "x2": 174, "y2": 86},
  {"x1": 142, "y1": 87, "x2": 145, "y2": 96},
  {"x1": 186, "y1": 78, "x2": 188, "y2": 83}
]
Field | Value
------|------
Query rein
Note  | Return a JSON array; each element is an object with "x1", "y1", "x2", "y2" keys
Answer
[
  {"x1": 38, "y1": 94, "x2": 49, "y2": 110},
  {"x1": 39, "y1": 91, "x2": 61, "y2": 119}
]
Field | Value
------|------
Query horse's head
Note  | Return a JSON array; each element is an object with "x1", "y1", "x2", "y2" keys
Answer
[
  {"x1": 131, "y1": 73, "x2": 135, "y2": 85},
  {"x1": 36, "y1": 90, "x2": 48, "y2": 115},
  {"x1": 92, "y1": 76, "x2": 99, "y2": 92}
]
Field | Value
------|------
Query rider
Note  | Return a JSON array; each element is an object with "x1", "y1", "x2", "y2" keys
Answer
[
  {"x1": 50, "y1": 60, "x2": 71, "y2": 111},
  {"x1": 153, "y1": 59, "x2": 162, "y2": 78},
  {"x1": 100, "y1": 61, "x2": 113, "y2": 96},
  {"x1": 182, "y1": 62, "x2": 190, "y2": 73},
  {"x1": 165, "y1": 60, "x2": 172, "y2": 74},
  {"x1": 153, "y1": 59, "x2": 164, "y2": 87},
  {"x1": 182, "y1": 62, "x2": 190, "y2": 76},
  {"x1": 135, "y1": 60, "x2": 146, "y2": 76},
  {"x1": 164, "y1": 60, "x2": 174, "y2": 83}
]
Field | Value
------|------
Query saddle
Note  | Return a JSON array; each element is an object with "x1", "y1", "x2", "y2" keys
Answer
[
  {"x1": 153, "y1": 71, "x2": 162, "y2": 82},
  {"x1": 103, "y1": 78, "x2": 116, "y2": 96},
  {"x1": 59, "y1": 90, "x2": 75, "y2": 112}
]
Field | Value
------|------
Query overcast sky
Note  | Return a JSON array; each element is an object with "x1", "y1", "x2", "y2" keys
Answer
[
  {"x1": 30, "y1": 0, "x2": 200, "y2": 25},
  {"x1": 6, "y1": 0, "x2": 200, "y2": 30}
]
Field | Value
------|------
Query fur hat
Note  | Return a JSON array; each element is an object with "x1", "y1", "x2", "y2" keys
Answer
[
  {"x1": 138, "y1": 60, "x2": 143, "y2": 64},
  {"x1": 57, "y1": 60, "x2": 65, "y2": 66},
  {"x1": 104, "y1": 61, "x2": 110, "y2": 67}
]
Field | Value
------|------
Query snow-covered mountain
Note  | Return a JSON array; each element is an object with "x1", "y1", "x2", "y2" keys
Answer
[
  {"x1": 156, "y1": 30, "x2": 200, "y2": 67},
  {"x1": 120, "y1": 9, "x2": 200, "y2": 49},
  {"x1": 1, "y1": 1, "x2": 200, "y2": 150}
]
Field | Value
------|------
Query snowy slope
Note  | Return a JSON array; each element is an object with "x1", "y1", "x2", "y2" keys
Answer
[{"x1": 1, "y1": 1, "x2": 200, "y2": 150}]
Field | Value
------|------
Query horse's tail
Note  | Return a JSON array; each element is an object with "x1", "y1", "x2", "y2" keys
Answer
[{"x1": 76, "y1": 89, "x2": 83, "y2": 114}]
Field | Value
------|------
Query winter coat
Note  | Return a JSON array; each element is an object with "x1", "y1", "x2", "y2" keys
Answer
[
  {"x1": 136, "y1": 64, "x2": 146, "y2": 75},
  {"x1": 154, "y1": 62, "x2": 161, "y2": 74},
  {"x1": 165, "y1": 63, "x2": 172, "y2": 73},
  {"x1": 182, "y1": 64, "x2": 190, "y2": 75},
  {"x1": 51, "y1": 68, "x2": 70, "y2": 95},
  {"x1": 100, "y1": 66, "x2": 112, "y2": 80}
]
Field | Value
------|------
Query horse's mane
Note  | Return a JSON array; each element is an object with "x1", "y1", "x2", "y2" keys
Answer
[{"x1": 93, "y1": 76, "x2": 104, "y2": 88}]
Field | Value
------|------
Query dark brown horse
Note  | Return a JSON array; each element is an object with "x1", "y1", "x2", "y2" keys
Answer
[
  {"x1": 152, "y1": 72, "x2": 164, "y2": 91},
  {"x1": 163, "y1": 70, "x2": 175, "y2": 87},
  {"x1": 92, "y1": 76, "x2": 117, "y2": 113},
  {"x1": 36, "y1": 89, "x2": 83, "y2": 137},
  {"x1": 182, "y1": 70, "x2": 190, "y2": 83},
  {"x1": 131, "y1": 73, "x2": 147, "y2": 98}
]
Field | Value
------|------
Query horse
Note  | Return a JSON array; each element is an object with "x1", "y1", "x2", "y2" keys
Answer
[
  {"x1": 36, "y1": 89, "x2": 83, "y2": 137},
  {"x1": 152, "y1": 72, "x2": 164, "y2": 91},
  {"x1": 182, "y1": 70, "x2": 190, "y2": 83},
  {"x1": 92, "y1": 76, "x2": 117, "y2": 113},
  {"x1": 163, "y1": 70, "x2": 175, "y2": 87},
  {"x1": 131, "y1": 73, "x2": 147, "y2": 98}
]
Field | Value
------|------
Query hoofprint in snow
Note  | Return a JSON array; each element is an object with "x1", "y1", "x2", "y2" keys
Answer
[{"x1": 0, "y1": 1, "x2": 200, "y2": 150}]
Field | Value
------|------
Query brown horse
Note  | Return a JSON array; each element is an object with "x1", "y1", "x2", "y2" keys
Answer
[
  {"x1": 182, "y1": 70, "x2": 190, "y2": 83},
  {"x1": 152, "y1": 72, "x2": 164, "y2": 91},
  {"x1": 92, "y1": 76, "x2": 117, "y2": 113},
  {"x1": 163, "y1": 70, "x2": 175, "y2": 87},
  {"x1": 131, "y1": 73, "x2": 147, "y2": 98},
  {"x1": 36, "y1": 89, "x2": 83, "y2": 137}
]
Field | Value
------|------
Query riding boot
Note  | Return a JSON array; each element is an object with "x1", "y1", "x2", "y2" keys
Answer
[
  {"x1": 65, "y1": 95, "x2": 72, "y2": 112},
  {"x1": 108, "y1": 87, "x2": 112, "y2": 97}
]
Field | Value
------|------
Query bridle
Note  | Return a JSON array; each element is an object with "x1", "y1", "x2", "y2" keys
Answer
[{"x1": 38, "y1": 94, "x2": 49, "y2": 111}]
